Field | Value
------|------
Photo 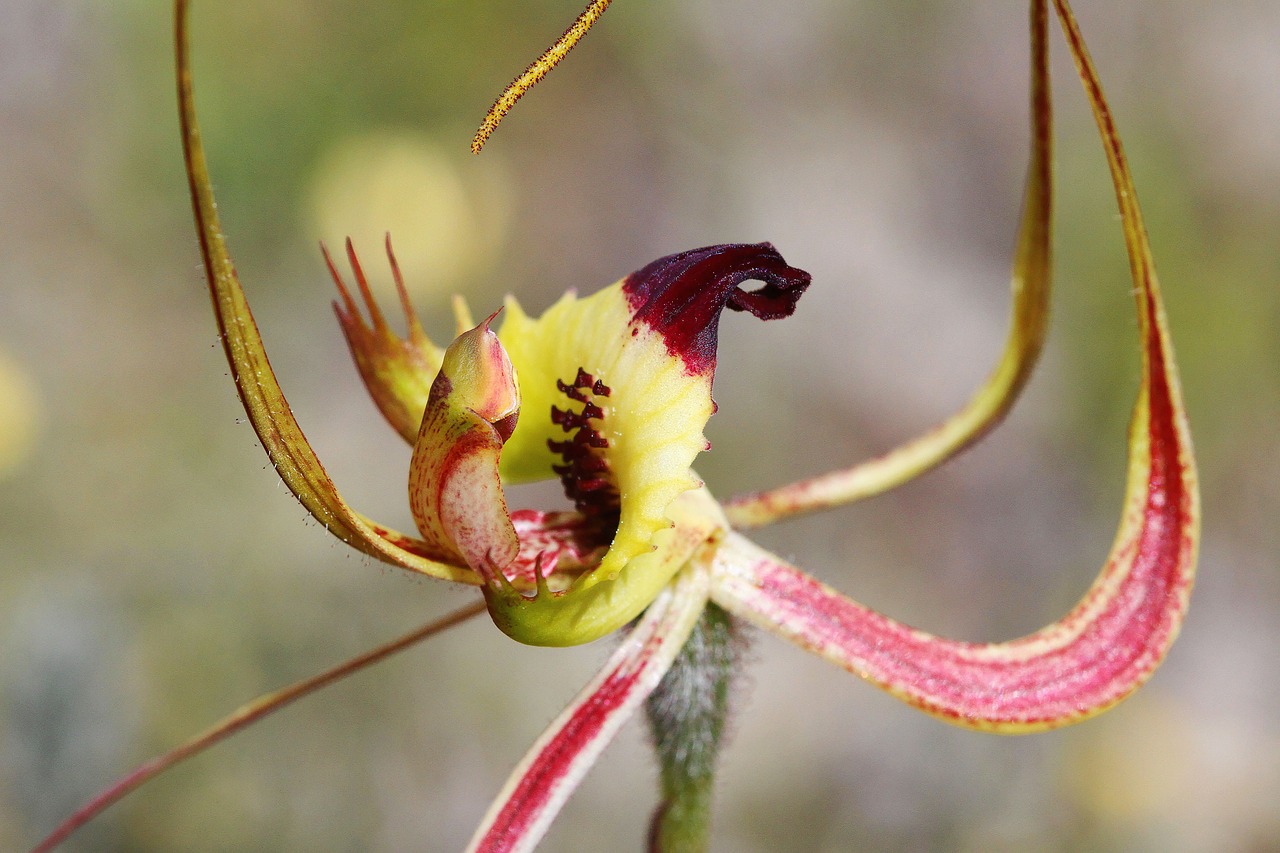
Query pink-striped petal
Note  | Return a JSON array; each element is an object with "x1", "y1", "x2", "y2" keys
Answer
[
  {"x1": 467, "y1": 562, "x2": 711, "y2": 852},
  {"x1": 711, "y1": 0, "x2": 1198, "y2": 733}
]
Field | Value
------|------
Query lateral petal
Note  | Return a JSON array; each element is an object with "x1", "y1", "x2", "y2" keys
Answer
[{"x1": 724, "y1": 0, "x2": 1053, "y2": 528}]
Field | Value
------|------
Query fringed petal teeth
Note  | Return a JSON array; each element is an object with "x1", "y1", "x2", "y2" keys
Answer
[{"x1": 327, "y1": 234, "x2": 446, "y2": 445}]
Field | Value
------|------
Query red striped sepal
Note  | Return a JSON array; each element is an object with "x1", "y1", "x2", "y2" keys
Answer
[
  {"x1": 710, "y1": 0, "x2": 1198, "y2": 732},
  {"x1": 467, "y1": 563, "x2": 711, "y2": 851}
]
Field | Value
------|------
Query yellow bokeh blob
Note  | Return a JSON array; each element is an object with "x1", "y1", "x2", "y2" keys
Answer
[
  {"x1": 0, "y1": 349, "x2": 40, "y2": 478},
  {"x1": 1062, "y1": 696, "x2": 1195, "y2": 824},
  {"x1": 308, "y1": 132, "x2": 511, "y2": 304}
]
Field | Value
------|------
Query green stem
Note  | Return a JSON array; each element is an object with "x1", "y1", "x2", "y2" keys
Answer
[{"x1": 644, "y1": 603, "x2": 740, "y2": 853}]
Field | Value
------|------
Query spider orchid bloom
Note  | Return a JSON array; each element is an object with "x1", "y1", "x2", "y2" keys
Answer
[
  {"x1": 34, "y1": 1, "x2": 1196, "y2": 851},
  {"x1": 328, "y1": 238, "x2": 807, "y2": 647}
]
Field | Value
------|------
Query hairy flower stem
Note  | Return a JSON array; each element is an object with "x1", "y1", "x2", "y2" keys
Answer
[{"x1": 644, "y1": 603, "x2": 740, "y2": 853}]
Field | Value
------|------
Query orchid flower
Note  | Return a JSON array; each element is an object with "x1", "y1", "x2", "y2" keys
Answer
[{"x1": 36, "y1": 1, "x2": 1198, "y2": 851}]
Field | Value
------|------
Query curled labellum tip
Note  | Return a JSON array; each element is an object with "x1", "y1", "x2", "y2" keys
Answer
[{"x1": 623, "y1": 243, "x2": 811, "y2": 377}]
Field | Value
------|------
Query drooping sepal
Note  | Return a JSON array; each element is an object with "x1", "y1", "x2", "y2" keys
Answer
[
  {"x1": 712, "y1": 0, "x2": 1198, "y2": 733},
  {"x1": 29, "y1": 601, "x2": 488, "y2": 853},
  {"x1": 466, "y1": 561, "x2": 712, "y2": 853}
]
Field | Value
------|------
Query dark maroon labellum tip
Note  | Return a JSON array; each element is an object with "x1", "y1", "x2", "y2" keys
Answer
[{"x1": 622, "y1": 243, "x2": 811, "y2": 375}]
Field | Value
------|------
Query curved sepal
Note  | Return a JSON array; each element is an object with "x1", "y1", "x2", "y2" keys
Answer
[
  {"x1": 712, "y1": 0, "x2": 1198, "y2": 732},
  {"x1": 409, "y1": 314, "x2": 522, "y2": 578},
  {"x1": 723, "y1": 3, "x2": 1053, "y2": 529},
  {"x1": 328, "y1": 235, "x2": 445, "y2": 445},
  {"x1": 466, "y1": 561, "x2": 711, "y2": 853},
  {"x1": 176, "y1": 0, "x2": 479, "y2": 585}
]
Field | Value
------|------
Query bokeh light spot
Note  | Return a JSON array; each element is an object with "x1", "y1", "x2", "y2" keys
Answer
[
  {"x1": 0, "y1": 349, "x2": 40, "y2": 478},
  {"x1": 308, "y1": 132, "x2": 511, "y2": 304}
]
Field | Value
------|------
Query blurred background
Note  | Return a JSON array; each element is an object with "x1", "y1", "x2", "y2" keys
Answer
[{"x1": 2, "y1": 1, "x2": 1277, "y2": 850}]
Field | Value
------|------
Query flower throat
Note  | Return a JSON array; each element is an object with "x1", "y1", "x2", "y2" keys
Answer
[{"x1": 549, "y1": 367, "x2": 620, "y2": 540}]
